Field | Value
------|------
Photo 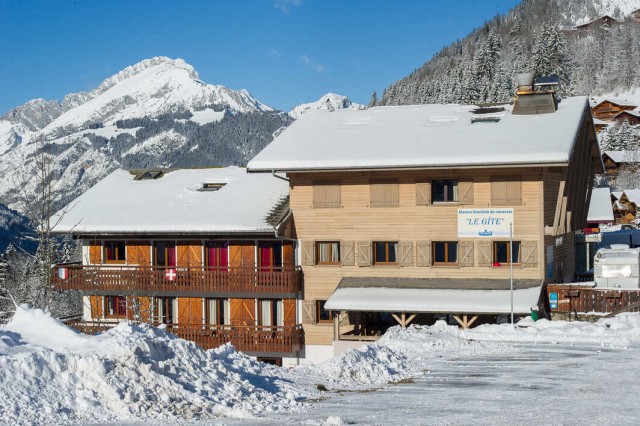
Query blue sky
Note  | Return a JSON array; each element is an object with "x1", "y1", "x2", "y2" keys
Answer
[{"x1": 0, "y1": 0, "x2": 520, "y2": 113}]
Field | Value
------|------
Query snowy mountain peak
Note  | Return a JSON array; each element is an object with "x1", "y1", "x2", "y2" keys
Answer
[{"x1": 289, "y1": 93, "x2": 364, "y2": 119}]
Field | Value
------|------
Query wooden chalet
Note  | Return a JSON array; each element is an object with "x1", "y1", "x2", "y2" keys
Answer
[
  {"x1": 575, "y1": 15, "x2": 618, "y2": 31},
  {"x1": 51, "y1": 167, "x2": 303, "y2": 366},
  {"x1": 612, "y1": 110, "x2": 640, "y2": 126},
  {"x1": 601, "y1": 150, "x2": 640, "y2": 185},
  {"x1": 591, "y1": 99, "x2": 637, "y2": 121},
  {"x1": 248, "y1": 95, "x2": 601, "y2": 362}
]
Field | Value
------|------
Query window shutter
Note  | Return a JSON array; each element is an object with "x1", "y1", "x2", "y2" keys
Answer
[
  {"x1": 302, "y1": 300, "x2": 317, "y2": 325},
  {"x1": 521, "y1": 241, "x2": 538, "y2": 268},
  {"x1": 283, "y1": 299, "x2": 297, "y2": 326},
  {"x1": 341, "y1": 241, "x2": 355, "y2": 266},
  {"x1": 416, "y1": 241, "x2": 431, "y2": 267},
  {"x1": 89, "y1": 241, "x2": 101, "y2": 264},
  {"x1": 313, "y1": 182, "x2": 341, "y2": 208},
  {"x1": 458, "y1": 240, "x2": 474, "y2": 267},
  {"x1": 492, "y1": 177, "x2": 521, "y2": 205},
  {"x1": 477, "y1": 240, "x2": 492, "y2": 267},
  {"x1": 370, "y1": 181, "x2": 399, "y2": 207},
  {"x1": 416, "y1": 181, "x2": 431, "y2": 206},
  {"x1": 302, "y1": 240, "x2": 315, "y2": 266},
  {"x1": 357, "y1": 241, "x2": 372, "y2": 267},
  {"x1": 458, "y1": 181, "x2": 474, "y2": 205},
  {"x1": 399, "y1": 241, "x2": 414, "y2": 267},
  {"x1": 90, "y1": 295, "x2": 103, "y2": 319}
]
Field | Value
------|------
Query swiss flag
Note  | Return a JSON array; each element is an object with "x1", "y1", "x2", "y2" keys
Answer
[{"x1": 165, "y1": 268, "x2": 177, "y2": 281}]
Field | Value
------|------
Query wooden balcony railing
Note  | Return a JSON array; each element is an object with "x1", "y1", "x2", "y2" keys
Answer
[
  {"x1": 547, "y1": 284, "x2": 640, "y2": 314},
  {"x1": 52, "y1": 265, "x2": 302, "y2": 294},
  {"x1": 65, "y1": 320, "x2": 304, "y2": 354}
]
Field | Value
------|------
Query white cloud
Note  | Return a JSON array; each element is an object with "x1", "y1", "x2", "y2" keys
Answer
[
  {"x1": 301, "y1": 55, "x2": 325, "y2": 73},
  {"x1": 274, "y1": 0, "x2": 302, "y2": 14},
  {"x1": 269, "y1": 48, "x2": 282, "y2": 57}
]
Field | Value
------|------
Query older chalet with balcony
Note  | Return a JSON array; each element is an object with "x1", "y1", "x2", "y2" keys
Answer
[{"x1": 51, "y1": 167, "x2": 302, "y2": 366}]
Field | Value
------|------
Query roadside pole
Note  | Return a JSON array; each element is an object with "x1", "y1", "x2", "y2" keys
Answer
[{"x1": 510, "y1": 222, "x2": 514, "y2": 325}]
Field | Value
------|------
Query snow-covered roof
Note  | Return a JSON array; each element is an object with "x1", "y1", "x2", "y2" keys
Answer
[
  {"x1": 325, "y1": 286, "x2": 542, "y2": 314},
  {"x1": 587, "y1": 187, "x2": 614, "y2": 223},
  {"x1": 248, "y1": 96, "x2": 591, "y2": 172},
  {"x1": 52, "y1": 167, "x2": 289, "y2": 235},
  {"x1": 603, "y1": 150, "x2": 639, "y2": 163},
  {"x1": 593, "y1": 118, "x2": 609, "y2": 126},
  {"x1": 624, "y1": 189, "x2": 640, "y2": 205},
  {"x1": 614, "y1": 110, "x2": 640, "y2": 119},
  {"x1": 612, "y1": 191, "x2": 624, "y2": 200},
  {"x1": 591, "y1": 97, "x2": 638, "y2": 108}
]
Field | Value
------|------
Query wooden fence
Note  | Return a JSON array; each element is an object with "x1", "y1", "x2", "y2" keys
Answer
[
  {"x1": 547, "y1": 284, "x2": 640, "y2": 315},
  {"x1": 52, "y1": 265, "x2": 302, "y2": 294},
  {"x1": 66, "y1": 320, "x2": 304, "y2": 354}
]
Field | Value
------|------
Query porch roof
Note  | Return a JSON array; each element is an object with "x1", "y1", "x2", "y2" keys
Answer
[{"x1": 324, "y1": 277, "x2": 543, "y2": 315}]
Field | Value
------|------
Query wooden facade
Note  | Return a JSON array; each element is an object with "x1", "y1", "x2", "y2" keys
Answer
[
  {"x1": 591, "y1": 100, "x2": 637, "y2": 121},
  {"x1": 289, "y1": 113, "x2": 600, "y2": 346},
  {"x1": 55, "y1": 237, "x2": 303, "y2": 355}
]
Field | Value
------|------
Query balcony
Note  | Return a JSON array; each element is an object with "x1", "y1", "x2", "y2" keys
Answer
[
  {"x1": 52, "y1": 264, "x2": 302, "y2": 295},
  {"x1": 66, "y1": 320, "x2": 304, "y2": 354}
]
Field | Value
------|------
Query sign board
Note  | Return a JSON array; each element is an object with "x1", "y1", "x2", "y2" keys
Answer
[
  {"x1": 549, "y1": 292, "x2": 558, "y2": 309},
  {"x1": 584, "y1": 233, "x2": 602, "y2": 243},
  {"x1": 458, "y1": 208, "x2": 514, "y2": 238}
]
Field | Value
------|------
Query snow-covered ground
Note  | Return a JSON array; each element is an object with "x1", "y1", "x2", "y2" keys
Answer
[{"x1": 2, "y1": 307, "x2": 640, "y2": 424}]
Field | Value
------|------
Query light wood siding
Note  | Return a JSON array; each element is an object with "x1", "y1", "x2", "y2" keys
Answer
[
  {"x1": 415, "y1": 181, "x2": 431, "y2": 205},
  {"x1": 313, "y1": 181, "x2": 341, "y2": 208},
  {"x1": 491, "y1": 177, "x2": 522, "y2": 205},
  {"x1": 370, "y1": 181, "x2": 399, "y2": 207},
  {"x1": 128, "y1": 241, "x2": 151, "y2": 266}
]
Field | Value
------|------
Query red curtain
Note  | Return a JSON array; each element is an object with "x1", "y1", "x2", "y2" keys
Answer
[
  {"x1": 167, "y1": 245, "x2": 176, "y2": 267},
  {"x1": 260, "y1": 246, "x2": 271, "y2": 268},
  {"x1": 207, "y1": 243, "x2": 229, "y2": 271}
]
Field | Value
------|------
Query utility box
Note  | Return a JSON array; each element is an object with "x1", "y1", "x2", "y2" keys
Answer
[{"x1": 594, "y1": 244, "x2": 640, "y2": 289}]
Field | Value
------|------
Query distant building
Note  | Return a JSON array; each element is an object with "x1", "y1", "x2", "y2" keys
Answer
[
  {"x1": 591, "y1": 99, "x2": 638, "y2": 133},
  {"x1": 575, "y1": 15, "x2": 618, "y2": 31},
  {"x1": 587, "y1": 187, "x2": 615, "y2": 227}
]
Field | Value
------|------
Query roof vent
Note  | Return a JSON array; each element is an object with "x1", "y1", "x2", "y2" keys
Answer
[
  {"x1": 472, "y1": 106, "x2": 506, "y2": 115},
  {"x1": 471, "y1": 117, "x2": 501, "y2": 124},
  {"x1": 134, "y1": 170, "x2": 164, "y2": 180},
  {"x1": 199, "y1": 183, "x2": 226, "y2": 191}
]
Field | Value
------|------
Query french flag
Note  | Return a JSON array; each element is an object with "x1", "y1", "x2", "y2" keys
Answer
[{"x1": 58, "y1": 267, "x2": 68, "y2": 280}]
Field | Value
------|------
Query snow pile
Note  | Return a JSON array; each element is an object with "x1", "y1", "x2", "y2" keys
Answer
[
  {"x1": 0, "y1": 306, "x2": 300, "y2": 425},
  {"x1": 300, "y1": 344, "x2": 413, "y2": 388}
]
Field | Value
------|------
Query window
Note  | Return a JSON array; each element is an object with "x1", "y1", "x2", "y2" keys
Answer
[
  {"x1": 206, "y1": 298, "x2": 230, "y2": 325},
  {"x1": 154, "y1": 241, "x2": 176, "y2": 267},
  {"x1": 432, "y1": 180, "x2": 458, "y2": 203},
  {"x1": 104, "y1": 241, "x2": 126, "y2": 263},
  {"x1": 491, "y1": 177, "x2": 522, "y2": 205},
  {"x1": 206, "y1": 242, "x2": 229, "y2": 270},
  {"x1": 156, "y1": 297, "x2": 177, "y2": 324},
  {"x1": 105, "y1": 296, "x2": 127, "y2": 318},
  {"x1": 258, "y1": 241, "x2": 283, "y2": 269},
  {"x1": 432, "y1": 241, "x2": 458, "y2": 265},
  {"x1": 316, "y1": 300, "x2": 332, "y2": 323},
  {"x1": 313, "y1": 181, "x2": 341, "y2": 208},
  {"x1": 316, "y1": 241, "x2": 340, "y2": 265},
  {"x1": 374, "y1": 241, "x2": 398, "y2": 265},
  {"x1": 370, "y1": 181, "x2": 399, "y2": 207},
  {"x1": 258, "y1": 299, "x2": 283, "y2": 327},
  {"x1": 493, "y1": 241, "x2": 521, "y2": 265}
]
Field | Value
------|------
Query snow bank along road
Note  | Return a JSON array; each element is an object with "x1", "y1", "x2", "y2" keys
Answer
[{"x1": 1, "y1": 306, "x2": 639, "y2": 425}]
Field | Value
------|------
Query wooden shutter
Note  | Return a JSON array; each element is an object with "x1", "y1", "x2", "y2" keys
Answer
[
  {"x1": 302, "y1": 300, "x2": 317, "y2": 325},
  {"x1": 477, "y1": 240, "x2": 492, "y2": 267},
  {"x1": 399, "y1": 241, "x2": 414, "y2": 267},
  {"x1": 128, "y1": 241, "x2": 151, "y2": 266},
  {"x1": 188, "y1": 243, "x2": 202, "y2": 267},
  {"x1": 492, "y1": 177, "x2": 521, "y2": 205},
  {"x1": 313, "y1": 182, "x2": 341, "y2": 208},
  {"x1": 90, "y1": 295, "x2": 103, "y2": 318},
  {"x1": 283, "y1": 242, "x2": 294, "y2": 267},
  {"x1": 357, "y1": 241, "x2": 372, "y2": 267},
  {"x1": 521, "y1": 241, "x2": 538, "y2": 268},
  {"x1": 229, "y1": 242, "x2": 254, "y2": 267},
  {"x1": 458, "y1": 180, "x2": 474, "y2": 205},
  {"x1": 283, "y1": 299, "x2": 297, "y2": 326},
  {"x1": 416, "y1": 241, "x2": 431, "y2": 267},
  {"x1": 458, "y1": 240, "x2": 474, "y2": 267},
  {"x1": 302, "y1": 240, "x2": 315, "y2": 266},
  {"x1": 89, "y1": 241, "x2": 101, "y2": 264},
  {"x1": 341, "y1": 241, "x2": 355, "y2": 266},
  {"x1": 138, "y1": 296, "x2": 152, "y2": 323},
  {"x1": 416, "y1": 181, "x2": 431, "y2": 206},
  {"x1": 230, "y1": 298, "x2": 255, "y2": 326},
  {"x1": 370, "y1": 181, "x2": 399, "y2": 207}
]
